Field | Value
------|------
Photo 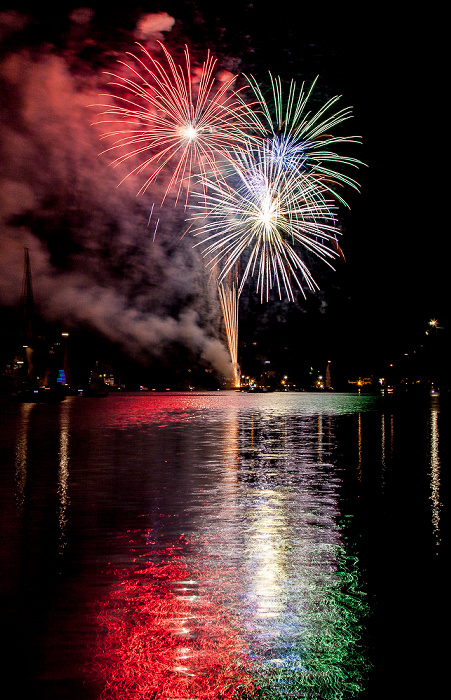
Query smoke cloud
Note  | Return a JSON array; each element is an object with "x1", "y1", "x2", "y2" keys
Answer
[
  {"x1": 135, "y1": 12, "x2": 175, "y2": 40},
  {"x1": 0, "y1": 10, "x2": 233, "y2": 380}
]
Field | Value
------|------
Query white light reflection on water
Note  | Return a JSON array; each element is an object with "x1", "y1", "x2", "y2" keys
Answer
[
  {"x1": 14, "y1": 401, "x2": 34, "y2": 511},
  {"x1": 58, "y1": 398, "x2": 72, "y2": 554},
  {"x1": 380, "y1": 410, "x2": 394, "y2": 492},
  {"x1": 246, "y1": 489, "x2": 287, "y2": 622},
  {"x1": 429, "y1": 396, "x2": 441, "y2": 548},
  {"x1": 230, "y1": 407, "x2": 369, "y2": 698},
  {"x1": 357, "y1": 412, "x2": 362, "y2": 480}
]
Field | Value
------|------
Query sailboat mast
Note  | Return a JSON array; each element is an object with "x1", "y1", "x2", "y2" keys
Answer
[
  {"x1": 21, "y1": 247, "x2": 34, "y2": 344},
  {"x1": 20, "y1": 247, "x2": 35, "y2": 381}
]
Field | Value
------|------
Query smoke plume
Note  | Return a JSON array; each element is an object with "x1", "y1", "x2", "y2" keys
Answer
[{"x1": 0, "y1": 10, "x2": 233, "y2": 380}]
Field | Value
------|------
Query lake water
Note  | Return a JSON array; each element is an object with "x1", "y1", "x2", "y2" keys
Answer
[{"x1": 0, "y1": 391, "x2": 446, "y2": 699}]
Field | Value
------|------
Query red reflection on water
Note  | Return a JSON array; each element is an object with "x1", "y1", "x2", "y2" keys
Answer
[
  {"x1": 96, "y1": 394, "x2": 232, "y2": 430},
  {"x1": 93, "y1": 537, "x2": 258, "y2": 699}
]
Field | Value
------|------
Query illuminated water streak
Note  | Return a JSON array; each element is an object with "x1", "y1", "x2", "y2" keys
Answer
[
  {"x1": 58, "y1": 399, "x2": 71, "y2": 554},
  {"x1": 94, "y1": 42, "x2": 254, "y2": 207},
  {"x1": 429, "y1": 398, "x2": 441, "y2": 548},
  {"x1": 14, "y1": 402, "x2": 34, "y2": 511},
  {"x1": 317, "y1": 414, "x2": 323, "y2": 460},
  {"x1": 357, "y1": 412, "x2": 362, "y2": 480}
]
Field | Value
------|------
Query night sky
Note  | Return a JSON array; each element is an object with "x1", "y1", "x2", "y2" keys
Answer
[{"x1": 0, "y1": 4, "x2": 447, "y2": 388}]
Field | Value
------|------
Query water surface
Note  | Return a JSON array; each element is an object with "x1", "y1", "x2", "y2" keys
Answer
[{"x1": 0, "y1": 391, "x2": 446, "y2": 698}]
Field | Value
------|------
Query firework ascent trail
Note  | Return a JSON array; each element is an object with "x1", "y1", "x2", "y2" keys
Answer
[{"x1": 217, "y1": 278, "x2": 240, "y2": 387}]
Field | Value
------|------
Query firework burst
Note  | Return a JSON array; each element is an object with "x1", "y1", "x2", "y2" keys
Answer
[
  {"x1": 189, "y1": 143, "x2": 342, "y2": 302},
  {"x1": 241, "y1": 73, "x2": 364, "y2": 207},
  {"x1": 94, "y1": 42, "x2": 254, "y2": 206}
]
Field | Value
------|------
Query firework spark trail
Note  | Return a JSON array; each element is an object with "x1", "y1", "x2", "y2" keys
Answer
[
  {"x1": 94, "y1": 42, "x2": 255, "y2": 207},
  {"x1": 240, "y1": 73, "x2": 364, "y2": 208},
  {"x1": 189, "y1": 143, "x2": 341, "y2": 302}
]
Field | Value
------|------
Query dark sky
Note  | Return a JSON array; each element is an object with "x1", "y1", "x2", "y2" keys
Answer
[{"x1": 0, "y1": 4, "x2": 446, "y2": 385}]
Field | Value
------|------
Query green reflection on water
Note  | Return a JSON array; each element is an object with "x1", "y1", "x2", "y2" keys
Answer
[{"x1": 245, "y1": 542, "x2": 371, "y2": 699}]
